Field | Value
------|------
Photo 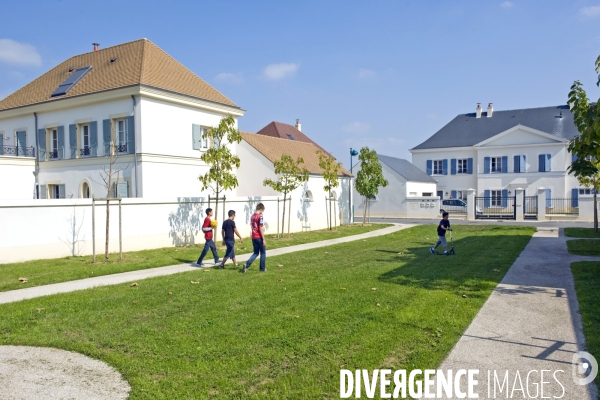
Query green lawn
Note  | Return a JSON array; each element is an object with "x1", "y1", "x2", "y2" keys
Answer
[
  {"x1": 567, "y1": 240, "x2": 600, "y2": 256},
  {"x1": 570, "y1": 261, "x2": 600, "y2": 392},
  {"x1": 0, "y1": 224, "x2": 389, "y2": 293},
  {"x1": 564, "y1": 227, "x2": 600, "y2": 238},
  {"x1": 0, "y1": 225, "x2": 533, "y2": 399}
]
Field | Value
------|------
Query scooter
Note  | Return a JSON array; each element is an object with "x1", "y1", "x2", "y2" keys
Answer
[{"x1": 437, "y1": 229, "x2": 455, "y2": 255}]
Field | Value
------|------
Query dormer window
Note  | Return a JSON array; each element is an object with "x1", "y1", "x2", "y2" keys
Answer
[{"x1": 287, "y1": 134, "x2": 295, "y2": 140}]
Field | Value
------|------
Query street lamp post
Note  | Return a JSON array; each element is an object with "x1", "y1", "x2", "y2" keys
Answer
[{"x1": 349, "y1": 148, "x2": 359, "y2": 223}]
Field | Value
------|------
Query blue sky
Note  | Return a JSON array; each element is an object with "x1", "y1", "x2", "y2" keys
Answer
[{"x1": 1, "y1": 0, "x2": 600, "y2": 167}]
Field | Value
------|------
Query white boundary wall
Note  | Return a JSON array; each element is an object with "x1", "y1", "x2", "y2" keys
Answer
[{"x1": 0, "y1": 195, "x2": 342, "y2": 264}]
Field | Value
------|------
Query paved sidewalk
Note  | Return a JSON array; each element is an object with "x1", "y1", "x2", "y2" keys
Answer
[
  {"x1": 438, "y1": 227, "x2": 599, "y2": 399},
  {"x1": 0, "y1": 223, "x2": 413, "y2": 305}
]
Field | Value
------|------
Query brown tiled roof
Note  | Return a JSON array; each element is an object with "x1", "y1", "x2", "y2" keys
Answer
[
  {"x1": 241, "y1": 131, "x2": 351, "y2": 177},
  {"x1": 256, "y1": 121, "x2": 332, "y2": 157},
  {"x1": 0, "y1": 39, "x2": 238, "y2": 111}
]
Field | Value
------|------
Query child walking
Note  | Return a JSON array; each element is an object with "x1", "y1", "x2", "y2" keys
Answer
[
  {"x1": 430, "y1": 211, "x2": 451, "y2": 255},
  {"x1": 218, "y1": 210, "x2": 243, "y2": 269},
  {"x1": 197, "y1": 208, "x2": 220, "y2": 266},
  {"x1": 243, "y1": 203, "x2": 266, "y2": 272}
]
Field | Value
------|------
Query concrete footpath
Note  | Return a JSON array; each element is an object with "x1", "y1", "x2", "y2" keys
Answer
[
  {"x1": 438, "y1": 227, "x2": 599, "y2": 399},
  {"x1": 0, "y1": 223, "x2": 413, "y2": 305}
]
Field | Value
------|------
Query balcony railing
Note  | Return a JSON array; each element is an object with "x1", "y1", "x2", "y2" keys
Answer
[
  {"x1": 70, "y1": 146, "x2": 97, "y2": 158},
  {"x1": 0, "y1": 145, "x2": 35, "y2": 157},
  {"x1": 104, "y1": 142, "x2": 131, "y2": 155}
]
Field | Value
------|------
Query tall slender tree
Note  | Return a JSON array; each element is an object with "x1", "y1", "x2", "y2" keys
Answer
[
  {"x1": 198, "y1": 115, "x2": 242, "y2": 233},
  {"x1": 317, "y1": 151, "x2": 342, "y2": 230},
  {"x1": 568, "y1": 55, "x2": 600, "y2": 231},
  {"x1": 263, "y1": 155, "x2": 309, "y2": 236},
  {"x1": 354, "y1": 147, "x2": 388, "y2": 225}
]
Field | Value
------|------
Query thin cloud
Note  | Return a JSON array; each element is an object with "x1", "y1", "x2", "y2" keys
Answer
[
  {"x1": 215, "y1": 72, "x2": 244, "y2": 84},
  {"x1": 343, "y1": 122, "x2": 371, "y2": 135},
  {"x1": 357, "y1": 68, "x2": 376, "y2": 79},
  {"x1": 580, "y1": 5, "x2": 600, "y2": 18},
  {"x1": 263, "y1": 63, "x2": 299, "y2": 80},
  {"x1": 500, "y1": 1, "x2": 513, "y2": 8},
  {"x1": 0, "y1": 39, "x2": 41, "y2": 66}
]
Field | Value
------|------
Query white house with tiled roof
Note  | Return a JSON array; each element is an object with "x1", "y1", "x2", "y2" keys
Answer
[
  {"x1": 0, "y1": 39, "x2": 244, "y2": 200},
  {"x1": 410, "y1": 104, "x2": 584, "y2": 219}
]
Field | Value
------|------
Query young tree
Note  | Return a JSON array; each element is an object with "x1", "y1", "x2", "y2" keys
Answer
[
  {"x1": 317, "y1": 151, "x2": 342, "y2": 230},
  {"x1": 569, "y1": 138, "x2": 600, "y2": 231},
  {"x1": 96, "y1": 135, "x2": 128, "y2": 260},
  {"x1": 354, "y1": 147, "x2": 388, "y2": 225},
  {"x1": 198, "y1": 115, "x2": 242, "y2": 231},
  {"x1": 568, "y1": 55, "x2": 600, "y2": 231},
  {"x1": 263, "y1": 155, "x2": 309, "y2": 236}
]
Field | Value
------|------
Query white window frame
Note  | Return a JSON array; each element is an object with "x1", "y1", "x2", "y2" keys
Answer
[
  {"x1": 455, "y1": 190, "x2": 468, "y2": 202},
  {"x1": 51, "y1": 129, "x2": 58, "y2": 152},
  {"x1": 457, "y1": 159, "x2": 468, "y2": 174},
  {"x1": 433, "y1": 160, "x2": 443, "y2": 175},
  {"x1": 491, "y1": 157, "x2": 502, "y2": 173},
  {"x1": 200, "y1": 126, "x2": 209, "y2": 150},
  {"x1": 491, "y1": 190, "x2": 502, "y2": 206},
  {"x1": 48, "y1": 184, "x2": 60, "y2": 199},
  {"x1": 81, "y1": 124, "x2": 90, "y2": 149},
  {"x1": 116, "y1": 119, "x2": 126, "y2": 147}
]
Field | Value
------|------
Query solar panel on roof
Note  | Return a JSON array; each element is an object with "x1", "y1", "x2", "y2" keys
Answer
[
  {"x1": 51, "y1": 66, "x2": 93, "y2": 97},
  {"x1": 287, "y1": 134, "x2": 295, "y2": 140}
]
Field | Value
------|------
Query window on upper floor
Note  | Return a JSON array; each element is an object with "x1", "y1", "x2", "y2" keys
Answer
[
  {"x1": 491, "y1": 157, "x2": 503, "y2": 173},
  {"x1": 115, "y1": 119, "x2": 127, "y2": 153},
  {"x1": 49, "y1": 128, "x2": 59, "y2": 159},
  {"x1": 457, "y1": 159, "x2": 468, "y2": 174},
  {"x1": 433, "y1": 160, "x2": 444, "y2": 175},
  {"x1": 80, "y1": 124, "x2": 90, "y2": 156}
]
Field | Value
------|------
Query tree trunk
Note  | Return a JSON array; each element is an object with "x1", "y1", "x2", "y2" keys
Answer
[
  {"x1": 362, "y1": 196, "x2": 367, "y2": 226},
  {"x1": 328, "y1": 189, "x2": 332, "y2": 230},
  {"x1": 282, "y1": 192, "x2": 287, "y2": 237},
  {"x1": 595, "y1": 187, "x2": 598, "y2": 233},
  {"x1": 105, "y1": 147, "x2": 113, "y2": 260},
  {"x1": 214, "y1": 182, "x2": 220, "y2": 240}
]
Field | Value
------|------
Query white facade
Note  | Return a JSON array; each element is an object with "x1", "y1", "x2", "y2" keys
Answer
[
  {"x1": 0, "y1": 87, "x2": 244, "y2": 200},
  {"x1": 411, "y1": 126, "x2": 580, "y2": 200}
]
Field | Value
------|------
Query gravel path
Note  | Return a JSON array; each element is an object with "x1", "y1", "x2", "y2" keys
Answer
[{"x1": 0, "y1": 346, "x2": 130, "y2": 400}]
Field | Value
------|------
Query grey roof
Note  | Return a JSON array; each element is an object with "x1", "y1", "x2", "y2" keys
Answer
[
  {"x1": 378, "y1": 154, "x2": 437, "y2": 183},
  {"x1": 412, "y1": 105, "x2": 578, "y2": 150}
]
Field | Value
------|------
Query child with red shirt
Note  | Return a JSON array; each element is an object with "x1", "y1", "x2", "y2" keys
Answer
[
  {"x1": 196, "y1": 208, "x2": 220, "y2": 266},
  {"x1": 243, "y1": 203, "x2": 266, "y2": 272}
]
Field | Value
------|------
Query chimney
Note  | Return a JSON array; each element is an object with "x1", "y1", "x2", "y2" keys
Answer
[
  {"x1": 92, "y1": 43, "x2": 100, "y2": 52},
  {"x1": 487, "y1": 103, "x2": 493, "y2": 117},
  {"x1": 295, "y1": 119, "x2": 301, "y2": 132},
  {"x1": 476, "y1": 103, "x2": 482, "y2": 118}
]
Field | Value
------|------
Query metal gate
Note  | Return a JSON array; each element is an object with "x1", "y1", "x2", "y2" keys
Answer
[
  {"x1": 475, "y1": 196, "x2": 516, "y2": 219},
  {"x1": 524, "y1": 196, "x2": 538, "y2": 220}
]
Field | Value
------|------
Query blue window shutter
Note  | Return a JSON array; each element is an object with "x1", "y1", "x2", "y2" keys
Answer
[
  {"x1": 572, "y1": 188, "x2": 579, "y2": 207},
  {"x1": 117, "y1": 181, "x2": 129, "y2": 198},
  {"x1": 501, "y1": 156, "x2": 508, "y2": 173},
  {"x1": 58, "y1": 184, "x2": 66, "y2": 199},
  {"x1": 513, "y1": 155, "x2": 520, "y2": 173},
  {"x1": 442, "y1": 159, "x2": 448, "y2": 175},
  {"x1": 40, "y1": 185, "x2": 47, "y2": 199},
  {"x1": 192, "y1": 124, "x2": 201, "y2": 150},
  {"x1": 502, "y1": 189, "x2": 508, "y2": 207},
  {"x1": 0, "y1": 134, "x2": 3, "y2": 155},
  {"x1": 90, "y1": 121, "x2": 98, "y2": 156},
  {"x1": 38, "y1": 128, "x2": 46, "y2": 161},
  {"x1": 126, "y1": 116, "x2": 135, "y2": 154},
  {"x1": 69, "y1": 124, "x2": 77, "y2": 158},
  {"x1": 426, "y1": 160, "x2": 432, "y2": 175},
  {"x1": 451, "y1": 159, "x2": 457, "y2": 175},
  {"x1": 467, "y1": 158, "x2": 473, "y2": 174},
  {"x1": 538, "y1": 154, "x2": 545, "y2": 172},
  {"x1": 484, "y1": 190, "x2": 490, "y2": 207},
  {"x1": 451, "y1": 190, "x2": 457, "y2": 199},
  {"x1": 521, "y1": 155, "x2": 526, "y2": 173},
  {"x1": 103, "y1": 119, "x2": 111, "y2": 154},
  {"x1": 57, "y1": 126, "x2": 64, "y2": 160},
  {"x1": 572, "y1": 154, "x2": 577, "y2": 163},
  {"x1": 546, "y1": 154, "x2": 551, "y2": 172},
  {"x1": 484, "y1": 157, "x2": 490, "y2": 174},
  {"x1": 546, "y1": 188, "x2": 551, "y2": 207}
]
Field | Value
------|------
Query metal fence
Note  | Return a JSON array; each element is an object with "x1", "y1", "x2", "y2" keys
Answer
[
  {"x1": 0, "y1": 145, "x2": 35, "y2": 157},
  {"x1": 475, "y1": 196, "x2": 516, "y2": 219},
  {"x1": 524, "y1": 196, "x2": 537, "y2": 220},
  {"x1": 546, "y1": 198, "x2": 579, "y2": 215}
]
